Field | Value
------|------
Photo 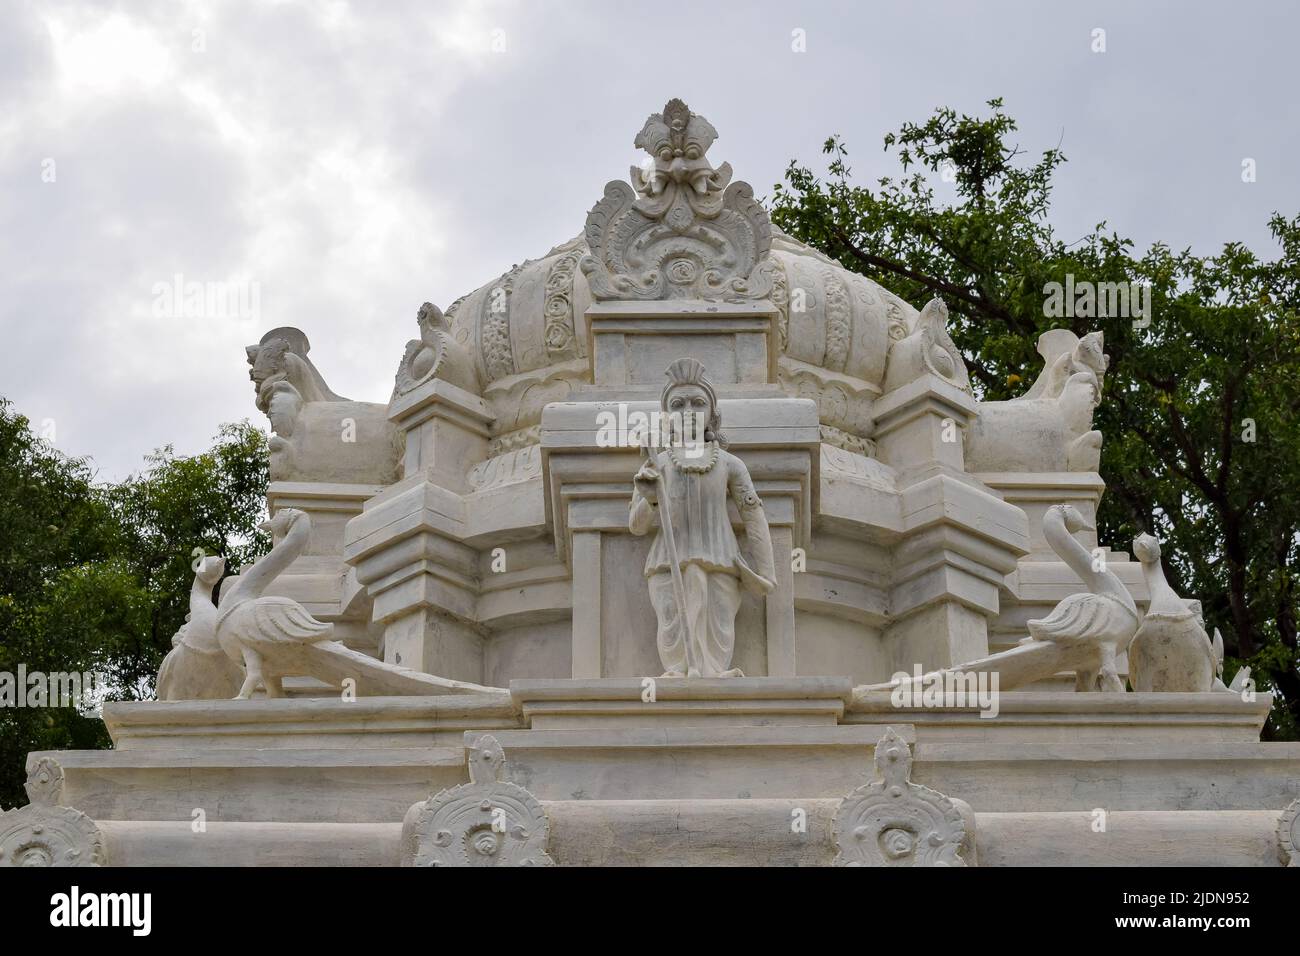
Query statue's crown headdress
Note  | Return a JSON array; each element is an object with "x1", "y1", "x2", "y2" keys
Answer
[
  {"x1": 665, "y1": 357, "x2": 708, "y2": 388},
  {"x1": 663, "y1": 358, "x2": 717, "y2": 407},
  {"x1": 661, "y1": 359, "x2": 723, "y2": 446}
]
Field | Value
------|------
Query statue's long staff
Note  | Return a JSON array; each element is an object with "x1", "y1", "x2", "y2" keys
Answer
[{"x1": 643, "y1": 436, "x2": 698, "y2": 677}]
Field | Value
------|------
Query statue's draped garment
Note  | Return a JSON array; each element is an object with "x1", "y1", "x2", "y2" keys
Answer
[{"x1": 634, "y1": 443, "x2": 767, "y2": 677}]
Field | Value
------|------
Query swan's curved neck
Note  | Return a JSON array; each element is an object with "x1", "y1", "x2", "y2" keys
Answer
[
  {"x1": 189, "y1": 573, "x2": 219, "y2": 626},
  {"x1": 228, "y1": 516, "x2": 309, "y2": 606},
  {"x1": 1140, "y1": 553, "x2": 1185, "y2": 615},
  {"x1": 1043, "y1": 510, "x2": 1136, "y2": 614}
]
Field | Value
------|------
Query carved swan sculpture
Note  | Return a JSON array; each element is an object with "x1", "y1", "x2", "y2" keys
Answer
[
  {"x1": 1127, "y1": 533, "x2": 1216, "y2": 691},
  {"x1": 216, "y1": 508, "x2": 331, "y2": 699},
  {"x1": 1028, "y1": 504, "x2": 1139, "y2": 692}
]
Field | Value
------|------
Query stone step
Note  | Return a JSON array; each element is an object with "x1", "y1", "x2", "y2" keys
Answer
[
  {"x1": 89, "y1": 806, "x2": 1288, "y2": 867},
  {"x1": 31, "y1": 735, "x2": 1300, "y2": 824}
]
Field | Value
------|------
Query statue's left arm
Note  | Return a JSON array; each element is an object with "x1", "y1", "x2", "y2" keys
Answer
[{"x1": 728, "y1": 456, "x2": 776, "y2": 595}]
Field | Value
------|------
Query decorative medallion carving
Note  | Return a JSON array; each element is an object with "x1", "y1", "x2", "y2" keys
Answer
[
  {"x1": 543, "y1": 243, "x2": 586, "y2": 359},
  {"x1": 403, "y1": 735, "x2": 553, "y2": 867},
  {"x1": 581, "y1": 99, "x2": 774, "y2": 302},
  {"x1": 770, "y1": 255, "x2": 791, "y2": 352},
  {"x1": 0, "y1": 759, "x2": 105, "y2": 868},
  {"x1": 833, "y1": 727, "x2": 975, "y2": 867},
  {"x1": 480, "y1": 264, "x2": 520, "y2": 381},
  {"x1": 821, "y1": 267, "x2": 852, "y2": 373},
  {"x1": 1279, "y1": 798, "x2": 1300, "y2": 866}
]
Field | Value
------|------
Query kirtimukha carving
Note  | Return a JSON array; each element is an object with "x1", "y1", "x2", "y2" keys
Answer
[
  {"x1": 402, "y1": 735, "x2": 553, "y2": 867},
  {"x1": 1279, "y1": 798, "x2": 1300, "y2": 866},
  {"x1": 247, "y1": 326, "x2": 401, "y2": 483},
  {"x1": 0, "y1": 759, "x2": 104, "y2": 867},
  {"x1": 156, "y1": 554, "x2": 244, "y2": 700},
  {"x1": 629, "y1": 359, "x2": 776, "y2": 678},
  {"x1": 581, "y1": 98, "x2": 774, "y2": 302},
  {"x1": 216, "y1": 508, "x2": 333, "y2": 699},
  {"x1": 1127, "y1": 533, "x2": 1218, "y2": 692},
  {"x1": 834, "y1": 727, "x2": 975, "y2": 867},
  {"x1": 393, "y1": 302, "x2": 478, "y2": 397},
  {"x1": 964, "y1": 328, "x2": 1108, "y2": 473}
]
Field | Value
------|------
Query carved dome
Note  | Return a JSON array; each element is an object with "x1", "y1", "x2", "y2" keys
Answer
[
  {"x1": 440, "y1": 229, "x2": 921, "y2": 455},
  {"x1": 430, "y1": 99, "x2": 930, "y2": 456},
  {"x1": 445, "y1": 229, "x2": 919, "y2": 389}
]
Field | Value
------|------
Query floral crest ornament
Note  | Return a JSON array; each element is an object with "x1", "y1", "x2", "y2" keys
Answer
[
  {"x1": 0, "y1": 758, "x2": 105, "y2": 867},
  {"x1": 833, "y1": 727, "x2": 976, "y2": 867},
  {"x1": 401, "y1": 735, "x2": 553, "y2": 867},
  {"x1": 581, "y1": 98, "x2": 774, "y2": 302}
]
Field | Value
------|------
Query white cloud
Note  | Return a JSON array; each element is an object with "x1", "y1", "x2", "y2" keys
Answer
[{"x1": 0, "y1": 0, "x2": 1297, "y2": 482}]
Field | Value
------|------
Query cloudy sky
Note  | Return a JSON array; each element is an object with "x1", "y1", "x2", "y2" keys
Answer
[{"x1": 2, "y1": 0, "x2": 1296, "y2": 481}]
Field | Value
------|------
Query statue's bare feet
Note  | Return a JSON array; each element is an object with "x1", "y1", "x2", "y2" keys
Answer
[
  {"x1": 687, "y1": 666, "x2": 701, "y2": 679},
  {"x1": 720, "y1": 667, "x2": 745, "y2": 678},
  {"x1": 660, "y1": 670, "x2": 685, "y2": 678}
]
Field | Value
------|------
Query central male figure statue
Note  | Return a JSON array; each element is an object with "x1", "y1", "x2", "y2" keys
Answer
[{"x1": 629, "y1": 358, "x2": 776, "y2": 678}]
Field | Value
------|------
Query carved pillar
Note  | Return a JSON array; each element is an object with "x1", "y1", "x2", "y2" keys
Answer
[
  {"x1": 570, "y1": 530, "x2": 603, "y2": 678},
  {"x1": 342, "y1": 312, "x2": 493, "y2": 682},
  {"x1": 874, "y1": 305, "x2": 1030, "y2": 671},
  {"x1": 766, "y1": 525, "x2": 797, "y2": 677}
]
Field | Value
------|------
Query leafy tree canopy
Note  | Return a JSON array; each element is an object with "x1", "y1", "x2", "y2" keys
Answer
[
  {"x1": 771, "y1": 99, "x2": 1300, "y2": 737},
  {"x1": 0, "y1": 399, "x2": 268, "y2": 807}
]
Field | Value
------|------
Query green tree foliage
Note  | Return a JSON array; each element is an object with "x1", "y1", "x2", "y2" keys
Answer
[
  {"x1": 771, "y1": 100, "x2": 1300, "y2": 737},
  {"x1": 0, "y1": 399, "x2": 268, "y2": 807}
]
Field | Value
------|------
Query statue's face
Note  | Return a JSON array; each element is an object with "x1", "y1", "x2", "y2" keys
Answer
[
  {"x1": 665, "y1": 384, "x2": 713, "y2": 442},
  {"x1": 666, "y1": 384, "x2": 711, "y2": 417}
]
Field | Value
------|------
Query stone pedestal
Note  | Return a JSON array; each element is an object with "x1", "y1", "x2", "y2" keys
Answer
[
  {"x1": 872, "y1": 373, "x2": 1030, "y2": 671},
  {"x1": 343, "y1": 377, "x2": 494, "y2": 681},
  {"x1": 585, "y1": 300, "x2": 778, "y2": 397}
]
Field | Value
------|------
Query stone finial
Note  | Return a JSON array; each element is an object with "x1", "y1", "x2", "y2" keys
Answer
[
  {"x1": 882, "y1": 298, "x2": 970, "y2": 394},
  {"x1": 393, "y1": 302, "x2": 479, "y2": 398},
  {"x1": 402, "y1": 734, "x2": 553, "y2": 867},
  {"x1": 24, "y1": 757, "x2": 64, "y2": 806},
  {"x1": 0, "y1": 759, "x2": 105, "y2": 867},
  {"x1": 580, "y1": 99, "x2": 773, "y2": 302},
  {"x1": 833, "y1": 727, "x2": 976, "y2": 867}
]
